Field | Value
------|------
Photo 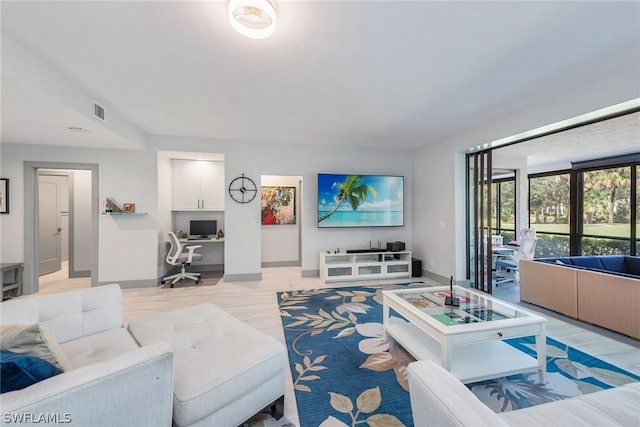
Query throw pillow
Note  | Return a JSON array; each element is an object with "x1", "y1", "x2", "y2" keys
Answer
[
  {"x1": 0, "y1": 323, "x2": 71, "y2": 371},
  {"x1": 0, "y1": 351, "x2": 62, "y2": 393}
]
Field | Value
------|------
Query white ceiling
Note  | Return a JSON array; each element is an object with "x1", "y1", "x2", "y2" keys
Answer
[
  {"x1": 494, "y1": 111, "x2": 640, "y2": 173},
  {"x1": 1, "y1": 1, "x2": 639, "y2": 162}
]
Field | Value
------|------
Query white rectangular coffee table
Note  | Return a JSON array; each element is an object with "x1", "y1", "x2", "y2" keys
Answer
[{"x1": 382, "y1": 286, "x2": 547, "y2": 384}]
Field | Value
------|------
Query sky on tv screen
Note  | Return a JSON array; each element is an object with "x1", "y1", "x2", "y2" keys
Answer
[{"x1": 317, "y1": 174, "x2": 403, "y2": 227}]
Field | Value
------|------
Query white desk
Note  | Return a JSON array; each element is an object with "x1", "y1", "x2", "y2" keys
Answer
[
  {"x1": 179, "y1": 238, "x2": 224, "y2": 244},
  {"x1": 175, "y1": 238, "x2": 224, "y2": 270}
]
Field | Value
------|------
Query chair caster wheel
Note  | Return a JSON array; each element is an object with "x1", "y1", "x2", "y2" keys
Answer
[{"x1": 170, "y1": 284, "x2": 175, "y2": 288}]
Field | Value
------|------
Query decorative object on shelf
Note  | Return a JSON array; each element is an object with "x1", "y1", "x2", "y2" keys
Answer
[
  {"x1": 261, "y1": 186, "x2": 295, "y2": 225},
  {"x1": 101, "y1": 198, "x2": 145, "y2": 215},
  {"x1": 103, "y1": 197, "x2": 115, "y2": 213},
  {"x1": 228, "y1": 173, "x2": 258, "y2": 204},
  {"x1": 0, "y1": 178, "x2": 9, "y2": 214},
  {"x1": 217, "y1": 229, "x2": 224, "y2": 239}
]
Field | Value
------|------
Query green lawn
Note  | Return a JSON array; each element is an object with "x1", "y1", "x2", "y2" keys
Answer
[
  {"x1": 532, "y1": 223, "x2": 632, "y2": 238},
  {"x1": 500, "y1": 222, "x2": 634, "y2": 238}
]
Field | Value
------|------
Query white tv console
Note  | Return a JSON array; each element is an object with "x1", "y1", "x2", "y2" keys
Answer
[{"x1": 319, "y1": 251, "x2": 412, "y2": 282}]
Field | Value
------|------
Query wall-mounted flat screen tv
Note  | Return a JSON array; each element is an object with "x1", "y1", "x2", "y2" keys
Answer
[{"x1": 317, "y1": 174, "x2": 404, "y2": 228}]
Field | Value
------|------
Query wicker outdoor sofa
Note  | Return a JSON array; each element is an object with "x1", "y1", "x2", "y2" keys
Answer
[{"x1": 519, "y1": 256, "x2": 640, "y2": 339}]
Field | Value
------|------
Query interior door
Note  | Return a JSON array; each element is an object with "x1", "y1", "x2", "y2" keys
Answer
[{"x1": 39, "y1": 177, "x2": 62, "y2": 275}]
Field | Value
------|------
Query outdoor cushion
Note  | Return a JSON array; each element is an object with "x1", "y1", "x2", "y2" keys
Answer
[
  {"x1": 624, "y1": 256, "x2": 640, "y2": 276},
  {"x1": 569, "y1": 256, "x2": 605, "y2": 269},
  {"x1": 598, "y1": 256, "x2": 627, "y2": 273},
  {"x1": 0, "y1": 351, "x2": 62, "y2": 393}
]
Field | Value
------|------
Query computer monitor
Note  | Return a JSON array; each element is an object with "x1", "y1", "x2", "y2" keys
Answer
[{"x1": 189, "y1": 220, "x2": 217, "y2": 238}]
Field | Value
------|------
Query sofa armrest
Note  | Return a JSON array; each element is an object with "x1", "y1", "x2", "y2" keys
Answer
[
  {"x1": 407, "y1": 360, "x2": 507, "y2": 427},
  {"x1": 1, "y1": 342, "x2": 174, "y2": 427}
]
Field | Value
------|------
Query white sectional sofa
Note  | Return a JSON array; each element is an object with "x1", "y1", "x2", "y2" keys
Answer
[
  {"x1": 1, "y1": 284, "x2": 174, "y2": 426},
  {"x1": 407, "y1": 360, "x2": 640, "y2": 427},
  {"x1": 1, "y1": 284, "x2": 286, "y2": 427}
]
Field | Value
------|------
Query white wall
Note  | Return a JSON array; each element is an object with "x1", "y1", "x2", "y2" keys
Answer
[
  {"x1": 261, "y1": 175, "x2": 301, "y2": 265},
  {"x1": 0, "y1": 139, "x2": 412, "y2": 285},
  {"x1": 412, "y1": 69, "x2": 638, "y2": 281},
  {"x1": 152, "y1": 136, "x2": 414, "y2": 280},
  {"x1": 0, "y1": 143, "x2": 158, "y2": 286}
]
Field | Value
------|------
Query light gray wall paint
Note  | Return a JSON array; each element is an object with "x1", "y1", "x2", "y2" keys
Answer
[
  {"x1": 261, "y1": 175, "x2": 301, "y2": 264},
  {"x1": 1, "y1": 144, "x2": 156, "y2": 289},
  {"x1": 412, "y1": 67, "x2": 638, "y2": 281},
  {"x1": 152, "y1": 136, "x2": 413, "y2": 281},
  {"x1": 1, "y1": 139, "x2": 412, "y2": 285}
]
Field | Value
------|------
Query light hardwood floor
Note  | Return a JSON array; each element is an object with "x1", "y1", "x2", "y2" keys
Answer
[{"x1": 37, "y1": 263, "x2": 640, "y2": 426}]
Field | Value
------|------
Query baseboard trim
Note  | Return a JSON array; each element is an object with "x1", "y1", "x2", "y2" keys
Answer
[
  {"x1": 98, "y1": 279, "x2": 157, "y2": 289},
  {"x1": 188, "y1": 264, "x2": 224, "y2": 273},
  {"x1": 69, "y1": 270, "x2": 90, "y2": 278},
  {"x1": 224, "y1": 272, "x2": 262, "y2": 282},
  {"x1": 301, "y1": 269, "x2": 319, "y2": 278},
  {"x1": 262, "y1": 261, "x2": 299, "y2": 268},
  {"x1": 422, "y1": 270, "x2": 448, "y2": 284}
]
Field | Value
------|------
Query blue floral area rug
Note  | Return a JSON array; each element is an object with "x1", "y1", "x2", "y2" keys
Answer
[{"x1": 277, "y1": 283, "x2": 640, "y2": 427}]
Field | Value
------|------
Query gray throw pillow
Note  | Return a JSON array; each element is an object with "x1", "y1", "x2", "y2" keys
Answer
[{"x1": 0, "y1": 323, "x2": 72, "y2": 371}]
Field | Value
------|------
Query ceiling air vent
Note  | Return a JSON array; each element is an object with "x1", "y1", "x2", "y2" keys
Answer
[{"x1": 93, "y1": 102, "x2": 105, "y2": 122}]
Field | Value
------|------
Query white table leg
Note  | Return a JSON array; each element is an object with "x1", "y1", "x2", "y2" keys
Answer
[
  {"x1": 536, "y1": 325, "x2": 547, "y2": 384},
  {"x1": 382, "y1": 303, "x2": 389, "y2": 340},
  {"x1": 442, "y1": 340, "x2": 453, "y2": 371}
]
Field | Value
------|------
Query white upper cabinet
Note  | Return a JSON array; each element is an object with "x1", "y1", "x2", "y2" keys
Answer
[{"x1": 172, "y1": 160, "x2": 225, "y2": 211}]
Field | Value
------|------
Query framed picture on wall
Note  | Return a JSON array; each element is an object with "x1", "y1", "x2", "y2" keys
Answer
[
  {"x1": 122, "y1": 203, "x2": 136, "y2": 213},
  {"x1": 0, "y1": 178, "x2": 9, "y2": 214},
  {"x1": 261, "y1": 186, "x2": 296, "y2": 225}
]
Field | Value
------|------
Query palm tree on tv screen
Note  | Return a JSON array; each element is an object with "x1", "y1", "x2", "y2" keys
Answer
[{"x1": 318, "y1": 175, "x2": 377, "y2": 223}]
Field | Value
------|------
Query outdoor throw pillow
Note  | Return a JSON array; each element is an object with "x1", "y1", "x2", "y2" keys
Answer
[
  {"x1": 0, "y1": 351, "x2": 62, "y2": 393},
  {"x1": 0, "y1": 323, "x2": 71, "y2": 371}
]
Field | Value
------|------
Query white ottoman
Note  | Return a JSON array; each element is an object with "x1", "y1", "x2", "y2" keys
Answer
[{"x1": 127, "y1": 304, "x2": 286, "y2": 427}]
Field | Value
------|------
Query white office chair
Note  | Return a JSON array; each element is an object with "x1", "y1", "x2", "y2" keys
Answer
[
  {"x1": 495, "y1": 229, "x2": 538, "y2": 286},
  {"x1": 162, "y1": 232, "x2": 204, "y2": 287}
]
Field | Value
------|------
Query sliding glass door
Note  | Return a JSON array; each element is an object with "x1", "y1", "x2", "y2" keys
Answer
[{"x1": 467, "y1": 150, "x2": 493, "y2": 293}]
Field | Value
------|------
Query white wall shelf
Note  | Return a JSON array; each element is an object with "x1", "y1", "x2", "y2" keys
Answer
[
  {"x1": 101, "y1": 212, "x2": 147, "y2": 216},
  {"x1": 319, "y1": 250, "x2": 412, "y2": 282}
]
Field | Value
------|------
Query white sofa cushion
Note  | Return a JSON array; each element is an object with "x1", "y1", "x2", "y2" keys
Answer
[
  {"x1": 128, "y1": 303, "x2": 286, "y2": 427},
  {"x1": 407, "y1": 360, "x2": 508, "y2": 427},
  {"x1": 60, "y1": 328, "x2": 140, "y2": 369},
  {"x1": 499, "y1": 381, "x2": 640, "y2": 426},
  {"x1": 0, "y1": 284, "x2": 124, "y2": 344}
]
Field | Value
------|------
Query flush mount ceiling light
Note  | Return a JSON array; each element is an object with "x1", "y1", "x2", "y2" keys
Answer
[{"x1": 228, "y1": 0, "x2": 276, "y2": 39}]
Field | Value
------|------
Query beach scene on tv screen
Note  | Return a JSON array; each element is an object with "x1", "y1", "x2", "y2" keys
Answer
[{"x1": 317, "y1": 174, "x2": 403, "y2": 227}]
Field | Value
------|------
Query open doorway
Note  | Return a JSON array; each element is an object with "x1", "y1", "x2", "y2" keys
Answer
[
  {"x1": 38, "y1": 169, "x2": 92, "y2": 285},
  {"x1": 261, "y1": 175, "x2": 303, "y2": 268},
  {"x1": 23, "y1": 162, "x2": 98, "y2": 295}
]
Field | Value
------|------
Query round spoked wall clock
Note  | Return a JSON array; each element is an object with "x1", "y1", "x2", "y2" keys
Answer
[{"x1": 228, "y1": 173, "x2": 258, "y2": 204}]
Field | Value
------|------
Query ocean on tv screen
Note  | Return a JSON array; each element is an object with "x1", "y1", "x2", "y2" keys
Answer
[
  {"x1": 317, "y1": 174, "x2": 404, "y2": 227},
  {"x1": 318, "y1": 210, "x2": 403, "y2": 227}
]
